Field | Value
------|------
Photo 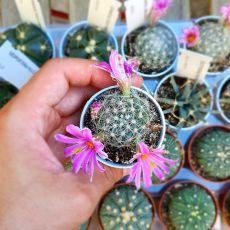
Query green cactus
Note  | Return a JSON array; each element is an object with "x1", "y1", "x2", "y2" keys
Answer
[
  {"x1": 152, "y1": 132, "x2": 183, "y2": 184},
  {"x1": 192, "y1": 19, "x2": 230, "y2": 73},
  {"x1": 224, "y1": 190, "x2": 230, "y2": 226},
  {"x1": 219, "y1": 79, "x2": 230, "y2": 120},
  {"x1": 0, "y1": 79, "x2": 18, "y2": 108},
  {"x1": 99, "y1": 184, "x2": 154, "y2": 230},
  {"x1": 155, "y1": 75, "x2": 211, "y2": 128},
  {"x1": 0, "y1": 23, "x2": 53, "y2": 67},
  {"x1": 161, "y1": 183, "x2": 217, "y2": 230},
  {"x1": 124, "y1": 23, "x2": 177, "y2": 75},
  {"x1": 78, "y1": 221, "x2": 89, "y2": 230},
  {"x1": 84, "y1": 88, "x2": 163, "y2": 164},
  {"x1": 64, "y1": 25, "x2": 115, "y2": 62},
  {"x1": 190, "y1": 127, "x2": 230, "y2": 181}
]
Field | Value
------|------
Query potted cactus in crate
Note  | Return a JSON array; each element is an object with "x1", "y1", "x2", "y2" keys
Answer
[
  {"x1": 159, "y1": 181, "x2": 218, "y2": 230},
  {"x1": 0, "y1": 23, "x2": 55, "y2": 67},
  {"x1": 216, "y1": 75, "x2": 230, "y2": 124},
  {"x1": 98, "y1": 183, "x2": 155, "y2": 230},
  {"x1": 121, "y1": 0, "x2": 179, "y2": 77},
  {"x1": 59, "y1": 21, "x2": 118, "y2": 62},
  {"x1": 180, "y1": 3, "x2": 230, "y2": 74},
  {"x1": 188, "y1": 125, "x2": 230, "y2": 182},
  {"x1": 222, "y1": 188, "x2": 230, "y2": 228},
  {"x1": 154, "y1": 74, "x2": 212, "y2": 130},
  {"x1": 152, "y1": 130, "x2": 184, "y2": 184},
  {"x1": 55, "y1": 50, "x2": 179, "y2": 189},
  {"x1": 0, "y1": 79, "x2": 18, "y2": 108}
]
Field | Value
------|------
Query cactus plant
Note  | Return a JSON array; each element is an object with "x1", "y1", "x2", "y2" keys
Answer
[
  {"x1": 0, "y1": 79, "x2": 18, "y2": 108},
  {"x1": 99, "y1": 184, "x2": 155, "y2": 230},
  {"x1": 78, "y1": 220, "x2": 89, "y2": 230},
  {"x1": 223, "y1": 189, "x2": 230, "y2": 227},
  {"x1": 219, "y1": 78, "x2": 230, "y2": 121},
  {"x1": 152, "y1": 131, "x2": 184, "y2": 184},
  {"x1": 0, "y1": 23, "x2": 54, "y2": 67},
  {"x1": 155, "y1": 75, "x2": 212, "y2": 129},
  {"x1": 160, "y1": 182, "x2": 217, "y2": 230},
  {"x1": 64, "y1": 25, "x2": 115, "y2": 62},
  {"x1": 188, "y1": 126, "x2": 230, "y2": 182}
]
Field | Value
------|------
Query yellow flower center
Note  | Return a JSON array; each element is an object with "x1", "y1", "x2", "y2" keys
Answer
[
  {"x1": 149, "y1": 162, "x2": 156, "y2": 169},
  {"x1": 86, "y1": 141, "x2": 94, "y2": 149},
  {"x1": 141, "y1": 154, "x2": 149, "y2": 161},
  {"x1": 72, "y1": 148, "x2": 82, "y2": 155}
]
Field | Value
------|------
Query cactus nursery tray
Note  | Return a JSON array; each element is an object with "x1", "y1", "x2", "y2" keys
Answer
[{"x1": 2, "y1": 20, "x2": 230, "y2": 230}]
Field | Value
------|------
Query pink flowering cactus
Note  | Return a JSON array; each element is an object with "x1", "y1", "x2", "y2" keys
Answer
[
  {"x1": 180, "y1": 25, "x2": 200, "y2": 48},
  {"x1": 127, "y1": 142, "x2": 178, "y2": 189},
  {"x1": 150, "y1": 0, "x2": 172, "y2": 25},
  {"x1": 90, "y1": 101, "x2": 102, "y2": 119},
  {"x1": 221, "y1": 4, "x2": 230, "y2": 25},
  {"x1": 55, "y1": 124, "x2": 108, "y2": 181}
]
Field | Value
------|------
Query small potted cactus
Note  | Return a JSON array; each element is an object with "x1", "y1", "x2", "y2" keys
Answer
[
  {"x1": 59, "y1": 21, "x2": 118, "y2": 62},
  {"x1": 154, "y1": 74, "x2": 212, "y2": 129},
  {"x1": 216, "y1": 75, "x2": 230, "y2": 124},
  {"x1": 152, "y1": 130, "x2": 184, "y2": 184},
  {"x1": 222, "y1": 188, "x2": 230, "y2": 228},
  {"x1": 0, "y1": 79, "x2": 18, "y2": 108},
  {"x1": 159, "y1": 181, "x2": 218, "y2": 230},
  {"x1": 188, "y1": 125, "x2": 230, "y2": 182},
  {"x1": 55, "y1": 50, "x2": 178, "y2": 189},
  {"x1": 0, "y1": 22, "x2": 55, "y2": 67},
  {"x1": 98, "y1": 183, "x2": 155, "y2": 230},
  {"x1": 121, "y1": 0, "x2": 179, "y2": 77},
  {"x1": 180, "y1": 3, "x2": 230, "y2": 74}
]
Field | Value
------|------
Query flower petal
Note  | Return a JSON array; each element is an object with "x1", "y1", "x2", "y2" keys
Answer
[
  {"x1": 66, "y1": 124, "x2": 82, "y2": 138},
  {"x1": 138, "y1": 142, "x2": 150, "y2": 154},
  {"x1": 142, "y1": 160, "x2": 152, "y2": 187},
  {"x1": 72, "y1": 150, "x2": 90, "y2": 173},
  {"x1": 97, "y1": 151, "x2": 108, "y2": 159},
  {"x1": 134, "y1": 162, "x2": 142, "y2": 190},
  {"x1": 152, "y1": 167, "x2": 165, "y2": 181},
  {"x1": 54, "y1": 134, "x2": 77, "y2": 144},
  {"x1": 92, "y1": 62, "x2": 113, "y2": 73},
  {"x1": 93, "y1": 156, "x2": 105, "y2": 173},
  {"x1": 82, "y1": 128, "x2": 93, "y2": 140}
]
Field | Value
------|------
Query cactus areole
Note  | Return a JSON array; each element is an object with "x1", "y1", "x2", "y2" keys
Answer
[{"x1": 0, "y1": 23, "x2": 54, "y2": 67}]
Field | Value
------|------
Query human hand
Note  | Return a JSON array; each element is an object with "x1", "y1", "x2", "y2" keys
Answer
[{"x1": 0, "y1": 59, "x2": 143, "y2": 230}]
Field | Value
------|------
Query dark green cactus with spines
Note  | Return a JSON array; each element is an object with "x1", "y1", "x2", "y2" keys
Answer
[
  {"x1": 192, "y1": 20, "x2": 230, "y2": 72},
  {"x1": 190, "y1": 127, "x2": 230, "y2": 181},
  {"x1": 219, "y1": 79, "x2": 230, "y2": 120},
  {"x1": 224, "y1": 190, "x2": 230, "y2": 226},
  {"x1": 0, "y1": 23, "x2": 53, "y2": 67},
  {"x1": 99, "y1": 184, "x2": 154, "y2": 230},
  {"x1": 161, "y1": 183, "x2": 217, "y2": 230},
  {"x1": 65, "y1": 25, "x2": 115, "y2": 62},
  {"x1": 155, "y1": 76, "x2": 211, "y2": 128},
  {"x1": 134, "y1": 23, "x2": 177, "y2": 74},
  {"x1": 0, "y1": 79, "x2": 18, "y2": 108},
  {"x1": 152, "y1": 132, "x2": 183, "y2": 184}
]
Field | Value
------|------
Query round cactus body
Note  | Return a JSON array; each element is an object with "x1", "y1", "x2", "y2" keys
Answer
[
  {"x1": 0, "y1": 79, "x2": 18, "y2": 108},
  {"x1": 219, "y1": 79, "x2": 230, "y2": 120},
  {"x1": 99, "y1": 184, "x2": 154, "y2": 230},
  {"x1": 160, "y1": 183, "x2": 217, "y2": 230},
  {"x1": 152, "y1": 132, "x2": 183, "y2": 184},
  {"x1": 192, "y1": 20, "x2": 230, "y2": 72},
  {"x1": 64, "y1": 25, "x2": 115, "y2": 62},
  {"x1": 83, "y1": 87, "x2": 164, "y2": 164},
  {"x1": 0, "y1": 23, "x2": 53, "y2": 67},
  {"x1": 189, "y1": 126, "x2": 230, "y2": 182}
]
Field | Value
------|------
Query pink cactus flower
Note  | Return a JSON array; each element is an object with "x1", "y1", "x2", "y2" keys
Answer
[
  {"x1": 127, "y1": 142, "x2": 178, "y2": 189},
  {"x1": 150, "y1": 0, "x2": 172, "y2": 24},
  {"x1": 221, "y1": 4, "x2": 230, "y2": 24},
  {"x1": 93, "y1": 50, "x2": 139, "y2": 96},
  {"x1": 180, "y1": 25, "x2": 200, "y2": 48},
  {"x1": 55, "y1": 124, "x2": 108, "y2": 181},
  {"x1": 90, "y1": 101, "x2": 102, "y2": 119}
]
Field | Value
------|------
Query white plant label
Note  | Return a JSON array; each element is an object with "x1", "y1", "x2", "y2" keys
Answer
[
  {"x1": 0, "y1": 41, "x2": 39, "y2": 89},
  {"x1": 14, "y1": 0, "x2": 46, "y2": 28},
  {"x1": 87, "y1": 0, "x2": 121, "y2": 33},
  {"x1": 176, "y1": 49, "x2": 212, "y2": 82},
  {"x1": 125, "y1": 0, "x2": 152, "y2": 33}
]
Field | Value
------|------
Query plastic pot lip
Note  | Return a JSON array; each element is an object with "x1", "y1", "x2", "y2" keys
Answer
[
  {"x1": 222, "y1": 188, "x2": 230, "y2": 227},
  {"x1": 187, "y1": 125, "x2": 230, "y2": 184},
  {"x1": 80, "y1": 85, "x2": 166, "y2": 169},
  {"x1": 121, "y1": 20, "x2": 179, "y2": 78},
  {"x1": 152, "y1": 130, "x2": 185, "y2": 186},
  {"x1": 158, "y1": 180, "x2": 219, "y2": 230},
  {"x1": 154, "y1": 73, "x2": 213, "y2": 131},
  {"x1": 59, "y1": 20, "x2": 118, "y2": 58},
  {"x1": 216, "y1": 74, "x2": 230, "y2": 124},
  {"x1": 97, "y1": 183, "x2": 156, "y2": 230},
  {"x1": 0, "y1": 78, "x2": 19, "y2": 92}
]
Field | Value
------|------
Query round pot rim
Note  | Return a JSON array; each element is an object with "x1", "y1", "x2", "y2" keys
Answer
[
  {"x1": 154, "y1": 73, "x2": 213, "y2": 131},
  {"x1": 158, "y1": 180, "x2": 219, "y2": 230},
  {"x1": 97, "y1": 183, "x2": 156, "y2": 230},
  {"x1": 121, "y1": 20, "x2": 179, "y2": 78},
  {"x1": 152, "y1": 130, "x2": 185, "y2": 185},
  {"x1": 0, "y1": 78, "x2": 19, "y2": 92},
  {"x1": 222, "y1": 188, "x2": 230, "y2": 228},
  {"x1": 59, "y1": 20, "x2": 118, "y2": 58},
  {"x1": 187, "y1": 125, "x2": 230, "y2": 183},
  {"x1": 80, "y1": 85, "x2": 166, "y2": 169},
  {"x1": 216, "y1": 74, "x2": 230, "y2": 124}
]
